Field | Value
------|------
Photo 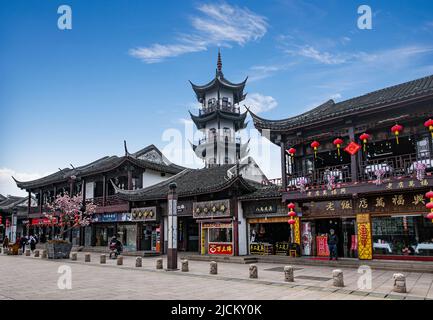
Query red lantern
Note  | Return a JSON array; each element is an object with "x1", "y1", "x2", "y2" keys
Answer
[
  {"x1": 391, "y1": 124, "x2": 403, "y2": 145},
  {"x1": 287, "y1": 203, "x2": 296, "y2": 210},
  {"x1": 424, "y1": 119, "x2": 433, "y2": 138},
  {"x1": 426, "y1": 191, "x2": 433, "y2": 199},
  {"x1": 333, "y1": 138, "x2": 344, "y2": 156},
  {"x1": 288, "y1": 211, "x2": 297, "y2": 217},
  {"x1": 359, "y1": 133, "x2": 370, "y2": 152},
  {"x1": 427, "y1": 212, "x2": 433, "y2": 220},
  {"x1": 311, "y1": 141, "x2": 320, "y2": 158},
  {"x1": 0, "y1": 216, "x2": 2, "y2": 225},
  {"x1": 426, "y1": 202, "x2": 433, "y2": 210},
  {"x1": 287, "y1": 148, "x2": 296, "y2": 158},
  {"x1": 288, "y1": 219, "x2": 296, "y2": 225}
]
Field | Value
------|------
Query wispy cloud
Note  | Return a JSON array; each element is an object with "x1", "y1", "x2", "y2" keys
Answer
[
  {"x1": 130, "y1": 3, "x2": 268, "y2": 63},
  {"x1": 0, "y1": 168, "x2": 48, "y2": 196},
  {"x1": 242, "y1": 93, "x2": 278, "y2": 114}
]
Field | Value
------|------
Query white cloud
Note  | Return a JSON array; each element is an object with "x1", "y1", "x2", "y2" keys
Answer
[
  {"x1": 287, "y1": 45, "x2": 348, "y2": 65},
  {"x1": 129, "y1": 3, "x2": 268, "y2": 63},
  {"x1": 0, "y1": 168, "x2": 48, "y2": 197},
  {"x1": 243, "y1": 93, "x2": 278, "y2": 114}
]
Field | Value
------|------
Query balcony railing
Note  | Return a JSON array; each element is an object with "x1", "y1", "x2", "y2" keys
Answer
[
  {"x1": 199, "y1": 102, "x2": 240, "y2": 115},
  {"x1": 198, "y1": 135, "x2": 241, "y2": 145},
  {"x1": 92, "y1": 195, "x2": 128, "y2": 207},
  {"x1": 284, "y1": 152, "x2": 433, "y2": 191}
]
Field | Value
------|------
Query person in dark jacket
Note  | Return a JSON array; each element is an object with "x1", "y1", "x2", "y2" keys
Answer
[
  {"x1": 2, "y1": 236, "x2": 9, "y2": 248},
  {"x1": 327, "y1": 229, "x2": 339, "y2": 260}
]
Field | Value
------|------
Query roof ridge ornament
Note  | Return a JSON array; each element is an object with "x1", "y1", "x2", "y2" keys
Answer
[{"x1": 217, "y1": 48, "x2": 222, "y2": 73}]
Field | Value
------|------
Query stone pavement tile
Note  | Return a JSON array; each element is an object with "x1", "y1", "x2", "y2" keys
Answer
[
  {"x1": 405, "y1": 295, "x2": 425, "y2": 300},
  {"x1": 349, "y1": 290, "x2": 369, "y2": 296},
  {"x1": 386, "y1": 294, "x2": 406, "y2": 300}
]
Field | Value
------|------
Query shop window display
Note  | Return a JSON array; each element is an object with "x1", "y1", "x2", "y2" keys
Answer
[
  {"x1": 372, "y1": 216, "x2": 433, "y2": 256},
  {"x1": 209, "y1": 228, "x2": 232, "y2": 243}
]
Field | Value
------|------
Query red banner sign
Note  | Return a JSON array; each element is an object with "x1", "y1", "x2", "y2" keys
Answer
[
  {"x1": 208, "y1": 243, "x2": 233, "y2": 255},
  {"x1": 31, "y1": 218, "x2": 58, "y2": 225},
  {"x1": 316, "y1": 236, "x2": 330, "y2": 257}
]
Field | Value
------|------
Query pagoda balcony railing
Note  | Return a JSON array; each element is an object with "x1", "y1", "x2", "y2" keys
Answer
[
  {"x1": 198, "y1": 135, "x2": 241, "y2": 145},
  {"x1": 92, "y1": 195, "x2": 128, "y2": 207},
  {"x1": 199, "y1": 102, "x2": 240, "y2": 115},
  {"x1": 359, "y1": 152, "x2": 432, "y2": 181}
]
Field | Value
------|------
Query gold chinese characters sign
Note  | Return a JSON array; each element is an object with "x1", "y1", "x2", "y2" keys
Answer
[
  {"x1": 193, "y1": 199, "x2": 231, "y2": 219},
  {"x1": 356, "y1": 213, "x2": 372, "y2": 260},
  {"x1": 294, "y1": 216, "x2": 301, "y2": 245},
  {"x1": 131, "y1": 206, "x2": 157, "y2": 221}
]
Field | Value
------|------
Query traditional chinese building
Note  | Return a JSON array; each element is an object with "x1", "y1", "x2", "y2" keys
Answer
[
  {"x1": 189, "y1": 50, "x2": 249, "y2": 167},
  {"x1": 250, "y1": 74, "x2": 433, "y2": 260},
  {"x1": 14, "y1": 144, "x2": 185, "y2": 251}
]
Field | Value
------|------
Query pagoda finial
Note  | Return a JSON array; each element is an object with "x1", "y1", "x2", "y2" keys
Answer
[{"x1": 217, "y1": 48, "x2": 222, "y2": 73}]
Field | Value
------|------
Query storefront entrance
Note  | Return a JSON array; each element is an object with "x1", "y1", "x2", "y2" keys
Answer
[{"x1": 314, "y1": 218, "x2": 356, "y2": 258}]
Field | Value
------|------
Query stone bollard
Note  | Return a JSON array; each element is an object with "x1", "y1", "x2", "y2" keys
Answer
[
  {"x1": 135, "y1": 257, "x2": 142, "y2": 268},
  {"x1": 100, "y1": 254, "x2": 106, "y2": 264},
  {"x1": 117, "y1": 255, "x2": 123, "y2": 266},
  {"x1": 332, "y1": 269, "x2": 344, "y2": 287},
  {"x1": 84, "y1": 253, "x2": 91, "y2": 262},
  {"x1": 284, "y1": 266, "x2": 295, "y2": 282},
  {"x1": 71, "y1": 252, "x2": 77, "y2": 261},
  {"x1": 34, "y1": 249, "x2": 40, "y2": 258},
  {"x1": 210, "y1": 261, "x2": 218, "y2": 275},
  {"x1": 249, "y1": 264, "x2": 258, "y2": 279},
  {"x1": 181, "y1": 259, "x2": 189, "y2": 272},
  {"x1": 393, "y1": 273, "x2": 407, "y2": 293},
  {"x1": 156, "y1": 258, "x2": 163, "y2": 270},
  {"x1": 25, "y1": 249, "x2": 31, "y2": 256},
  {"x1": 41, "y1": 250, "x2": 47, "y2": 259}
]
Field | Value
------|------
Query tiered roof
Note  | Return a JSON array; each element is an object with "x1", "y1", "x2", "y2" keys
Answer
[{"x1": 250, "y1": 74, "x2": 433, "y2": 132}]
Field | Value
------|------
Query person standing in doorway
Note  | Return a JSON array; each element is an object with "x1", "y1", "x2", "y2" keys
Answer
[{"x1": 328, "y1": 229, "x2": 339, "y2": 261}]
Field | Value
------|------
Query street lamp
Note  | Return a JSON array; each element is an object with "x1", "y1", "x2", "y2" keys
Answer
[{"x1": 167, "y1": 182, "x2": 178, "y2": 271}]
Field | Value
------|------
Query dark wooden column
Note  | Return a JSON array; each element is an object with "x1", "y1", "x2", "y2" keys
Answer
[
  {"x1": 127, "y1": 169, "x2": 133, "y2": 190},
  {"x1": 38, "y1": 188, "x2": 43, "y2": 214},
  {"x1": 348, "y1": 127, "x2": 359, "y2": 182},
  {"x1": 27, "y1": 191, "x2": 31, "y2": 216},
  {"x1": 102, "y1": 175, "x2": 106, "y2": 206},
  {"x1": 280, "y1": 139, "x2": 287, "y2": 190}
]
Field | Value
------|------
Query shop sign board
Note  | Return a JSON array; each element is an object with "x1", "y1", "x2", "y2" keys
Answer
[
  {"x1": 208, "y1": 243, "x2": 232, "y2": 255},
  {"x1": 193, "y1": 199, "x2": 231, "y2": 219},
  {"x1": 254, "y1": 204, "x2": 277, "y2": 214},
  {"x1": 275, "y1": 242, "x2": 289, "y2": 255},
  {"x1": 249, "y1": 243, "x2": 273, "y2": 255},
  {"x1": 202, "y1": 223, "x2": 232, "y2": 229},
  {"x1": 31, "y1": 217, "x2": 58, "y2": 225},
  {"x1": 131, "y1": 206, "x2": 157, "y2": 221}
]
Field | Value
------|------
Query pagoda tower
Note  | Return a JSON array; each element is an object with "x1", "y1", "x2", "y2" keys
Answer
[{"x1": 189, "y1": 51, "x2": 249, "y2": 167}]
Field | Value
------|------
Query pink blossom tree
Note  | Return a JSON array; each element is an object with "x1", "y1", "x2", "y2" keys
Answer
[{"x1": 44, "y1": 192, "x2": 97, "y2": 239}]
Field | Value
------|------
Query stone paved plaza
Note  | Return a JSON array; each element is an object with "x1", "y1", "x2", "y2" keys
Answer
[{"x1": 1, "y1": 252, "x2": 433, "y2": 300}]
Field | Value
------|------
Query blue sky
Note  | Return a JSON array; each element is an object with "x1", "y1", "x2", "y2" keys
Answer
[{"x1": 1, "y1": 0, "x2": 433, "y2": 195}]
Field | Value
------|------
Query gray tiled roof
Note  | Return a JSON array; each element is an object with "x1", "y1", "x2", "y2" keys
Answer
[
  {"x1": 14, "y1": 145, "x2": 185, "y2": 190},
  {"x1": 251, "y1": 74, "x2": 433, "y2": 131},
  {"x1": 239, "y1": 184, "x2": 282, "y2": 200},
  {"x1": 0, "y1": 196, "x2": 27, "y2": 210},
  {"x1": 114, "y1": 165, "x2": 258, "y2": 201}
]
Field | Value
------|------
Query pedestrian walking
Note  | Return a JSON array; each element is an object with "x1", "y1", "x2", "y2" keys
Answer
[
  {"x1": 327, "y1": 229, "x2": 339, "y2": 261},
  {"x1": 2, "y1": 235, "x2": 9, "y2": 248},
  {"x1": 29, "y1": 235, "x2": 37, "y2": 252},
  {"x1": 19, "y1": 236, "x2": 28, "y2": 254}
]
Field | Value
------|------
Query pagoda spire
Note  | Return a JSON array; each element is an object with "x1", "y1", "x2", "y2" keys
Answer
[{"x1": 217, "y1": 49, "x2": 222, "y2": 74}]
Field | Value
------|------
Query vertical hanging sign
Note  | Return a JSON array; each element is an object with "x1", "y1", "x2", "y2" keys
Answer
[{"x1": 357, "y1": 213, "x2": 373, "y2": 260}]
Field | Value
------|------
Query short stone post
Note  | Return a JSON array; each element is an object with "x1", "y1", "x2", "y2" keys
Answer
[
  {"x1": 41, "y1": 250, "x2": 47, "y2": 259},
  {"x1": 156, "y1": 258, "x2": 163, "y2": 270},
  {"x1": 181, "y1": 259, "x2": 189, "y2": 272},
  {"x1": 100, "y1": 254, "x2": 106, "y2": 264},
  {"x1": 210, "y1": 261, "x2": 218, "y2": 275},
  {"x1": 71, "y1": 252, "x2": 77, "y2": 261},
  {"x1": 25, "y1": 249, "x2": 31, "y2": 256},
  {"x1": 84, "y1": 253, "x2": 91, "y2": 262},
  {"x1": 332, "y1": 269, "x2": 344, "y2": 287},
  {"x1": 117, "y1": 255, "x2": 123, "y2": 266},
  {"x1": 393, "y1": 273, "x2": 407, "y2": 293},
  {"x1": 135, "y1": 257, "x2": 142, "y2": 268},
  {"x1": 249, "y1": 264, "x2": 258, "y2": 279},
  {"x1": 284, "y1": 266, "x2": 294, "y2": 282},
  {"x1": 34, "y1": 249, "x2": 40, "y2": 258}
]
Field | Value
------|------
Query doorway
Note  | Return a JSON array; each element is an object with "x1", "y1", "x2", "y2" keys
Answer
[{"x1": 315, "y1": 218, "x2": 344, "y2": 257}]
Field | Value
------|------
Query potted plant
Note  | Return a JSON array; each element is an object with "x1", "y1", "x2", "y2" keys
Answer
[{"x1": 43, "y1": 192, "x2": 96, "y2": 259}]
